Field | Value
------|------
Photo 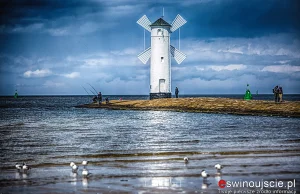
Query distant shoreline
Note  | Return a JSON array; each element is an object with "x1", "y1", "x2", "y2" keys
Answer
[
  {"x1": 75, "y1": 98, "x2": 300, "y2": 118},
  {"x1": 0, "y1": 93, "x2": 300, "y2": 98}
]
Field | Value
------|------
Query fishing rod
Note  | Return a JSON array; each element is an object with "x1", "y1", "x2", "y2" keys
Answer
[
  {"x1": 87, "y1": 83, "x2": 98, "y2": 95},
  {"x1": 81, "y1": 85, "x2": 93, "y2": 97},
  {"x1": 89, "y1": 88, "x2": 96, "y2": 96}
]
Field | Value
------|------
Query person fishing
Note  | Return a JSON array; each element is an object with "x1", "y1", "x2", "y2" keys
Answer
[
  {"x1": 92, "y1": 95, "x2": 97, "y2": 103},
  {"x1": 82, "y1": 85, "x2": 97, "y2": 103},
  {"x1": 98, "y1": 92, "x2": 102, "y2": 104}
]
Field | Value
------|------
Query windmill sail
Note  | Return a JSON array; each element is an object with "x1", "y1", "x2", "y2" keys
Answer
[
  {"x1": 138, "y1": 47, "x2": 151, "y2": 64},
  {"x1": 171, "y1": 14, "x2": 187, "y2": 32},
  {"x1": 170, "y1": 45, "x2": 186, "y2": 64},
  {"x1": 137, "y1": 15, "x2": 151, "y2": 32}
]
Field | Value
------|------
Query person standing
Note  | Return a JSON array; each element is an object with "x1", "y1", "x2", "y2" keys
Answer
[
  {"x1": 14, "y1": 90, "x2": 18, "y2": 99},
  {"x1": 273, "y1": 85, "x2": 279, "y2": 103},
  {"x1": 175, "y1": 87, "x2": 179, "y2": 98},
  {"x1": 105, "y1": 97, "x2": 109, "y2": 104},
  {"x1": 98, "y1": 92, "x2": 102, "y2": 104},
  {"x1": 278, "y1": 86, "x2": 283, "y2": 102}
]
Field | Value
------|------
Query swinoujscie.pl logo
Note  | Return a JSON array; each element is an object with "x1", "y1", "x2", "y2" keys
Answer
[{"x1": 218, "y1": 179, "x2": 296, "y2": 190}]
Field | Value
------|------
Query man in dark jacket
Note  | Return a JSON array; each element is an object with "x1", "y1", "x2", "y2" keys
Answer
[
  {"x1": 98, "y1": 92, "x2": 102, "y2": 104},
  {"x1": 273, "y1": 85, "x2": 279, "y2": 103},
  {"x1": 175, "y1": 87, "x2": 179, "y2": 98}
]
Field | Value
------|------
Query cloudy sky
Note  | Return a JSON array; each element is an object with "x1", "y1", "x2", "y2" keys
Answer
[{"x1": 1, "y1": 0, "x2": 299, "y2": 95}]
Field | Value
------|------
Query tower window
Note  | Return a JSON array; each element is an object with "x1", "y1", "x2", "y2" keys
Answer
[
  {"x1": 161, "y1": 57, "x2": 164, "y2": 63},
  {"x1": 157, "y1": 29, "x2": 162, "y2": 35}
]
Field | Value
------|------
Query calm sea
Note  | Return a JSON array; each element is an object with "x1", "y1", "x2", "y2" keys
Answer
[{"x1": 0, "y1": 95, "x2": 299, "y2": 193}]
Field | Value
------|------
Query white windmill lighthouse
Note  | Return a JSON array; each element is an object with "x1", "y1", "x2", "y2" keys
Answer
[{"x1": 137, "y1": 13, "x2": 187, "y2": 99}]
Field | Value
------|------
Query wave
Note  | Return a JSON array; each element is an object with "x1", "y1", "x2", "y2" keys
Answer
[
  {"x1": 0, "y1": 122, "x2": 25, "y2": 128},
  {"x1": 48, "y1": 149, "x2": 300, "y2": 160}
]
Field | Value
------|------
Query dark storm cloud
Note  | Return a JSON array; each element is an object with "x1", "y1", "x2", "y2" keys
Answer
[
  {"x1": 1, "y1": 0, "x2": 299, "y2": 37},
  {"x1": 182, "y1": 0, "x2": 300, "y2": 38},
  {"x1": 0, "y1": 0, "x2": 104, "y2": 26},
  {"x1": 0, "y1": 0, "x2": 299, "y2": 95}
]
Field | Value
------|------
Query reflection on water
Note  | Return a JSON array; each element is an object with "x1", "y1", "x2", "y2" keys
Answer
[
  {"x1": 142, "y1": 177, "x2": 183, "y2": 188},
  {"x1": 202, "y1": 182, "x2": 211, "y2": 189},
  {"x1": 215, "y1": 172, "x2": 222, "y2": 182},
  {"x1": 151, "y1": 177, "x2": 172, "y2": 187},
  {"x1": 82, "y1": 177, "x2": 88, "y2": 187},
  {"x1": 15, "y1": 172, "x2": 21, "y2": 179},
  {"x1": 70, "y1": 172, "x2": 77, "y2": 186},
  {"x1": 0, "y1": 96, "x2": 300, "y2": 193}
]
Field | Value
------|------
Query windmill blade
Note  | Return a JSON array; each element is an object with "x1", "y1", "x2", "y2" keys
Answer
[
  {"x1": 138, "y1": 47, "x2": 151, "y2": 64},
  {"x1": 170, "y1": 45, "x2": 186, "y2": 64},
  {"x1": 137, "y1": 15, "x2": 151, "y2": 32},
  {"x1": 171, "y1": 14, "x2": 187, "y2": 32}
]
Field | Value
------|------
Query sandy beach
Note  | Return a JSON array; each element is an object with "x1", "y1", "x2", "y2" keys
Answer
[
  {"x1": 1, "y1": 150, "x2": 299, "y2": 193},
  {"x1": 76, "y1": 98, "x2": 300, "y2": 117}
]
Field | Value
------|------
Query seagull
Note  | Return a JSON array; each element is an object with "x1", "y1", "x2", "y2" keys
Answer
[
  {"x1": 82, "y1": 168, "x2": 90, "y2": 177},
  {"x1": 201, "y1": 170, "x2": 210, "y2": 179},
  {"x1": 72, "y1": 164, "x2": 78, "y2": 173},
  {"x1": 82, "y1": 160, "x2": 88, "y2": 166},
  {"x1": 22, "y1": 163, "x2": 31, "y2": 172},
  {"x1": 215, "y1": 164, "x2": 223, "y2": 170},
  {"x1": 184, "y1": 157, "x2": 189, "y2": 163},
  {"x1": 70, "y1": 162, "x2": 75, "y2": 167},
  {"x1": 15, "y1": 163, "x2": 22, "y2": 171}
]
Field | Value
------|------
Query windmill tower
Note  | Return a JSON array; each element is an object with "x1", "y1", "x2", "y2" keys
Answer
[{"x1": 137, "y1": 13, "x2": 187, "y2": 100}]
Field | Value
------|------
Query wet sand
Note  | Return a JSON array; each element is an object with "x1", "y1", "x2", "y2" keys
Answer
[
  {"x1": 75, "y1": 98, "x2": 300, "y2": 117},
  {"x1": 1, "y1": 150, "x2": 299, "y2": 193}
]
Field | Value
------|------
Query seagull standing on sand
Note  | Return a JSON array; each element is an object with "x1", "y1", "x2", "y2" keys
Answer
[
  {"x1": 70, "y1": 162, "x2": 75, "y2": 167},
  {"x1": 22, "y1": 163, "x2": 31, "y2": 172},
  {"x1": 82, "y1": 161, "x2": 88, "y2": 167},
  {"x1": 72, "y1": 164, "x2": 78, "y2": 173},
  {"x1": 215, "y1": 164, "x2": 223, "y2": 173},
  {"x1": 201, "y1": 170, "x2": 210, "y2": 179},
  {"x1": 72, "y1": 164, "x2": 78, "y2": 172},
  {"x1": 15, "y1": 163, "x2": 22, "y2": 171},
  {"x1": 70, "y1": 162, "x2": 78, "y2": 173},
  {"x1": 184, "y1": 157, "x2": 189, "y2": 163}
]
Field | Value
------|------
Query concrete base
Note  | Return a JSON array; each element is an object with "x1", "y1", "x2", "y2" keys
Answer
[{"x1": 150, "y1": 93, "x2": 171, "y2": 100}]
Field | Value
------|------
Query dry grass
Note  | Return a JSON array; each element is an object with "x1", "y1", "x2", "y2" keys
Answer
[{"x1": 76, "y1": 98, "x2": 300, "y2": 117}]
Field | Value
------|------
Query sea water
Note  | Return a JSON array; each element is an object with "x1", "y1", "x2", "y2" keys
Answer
[{"x1": 0, "y1": 95, "x2": 299, "y2": 193}]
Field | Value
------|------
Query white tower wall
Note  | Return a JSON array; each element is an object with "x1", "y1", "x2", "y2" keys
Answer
[
  {"x1": 150, "y1": 27, "x2": 171, "y2": 94},
  {"x1": 137, "y1": 14, "x2": 187, "y2": 99}
]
